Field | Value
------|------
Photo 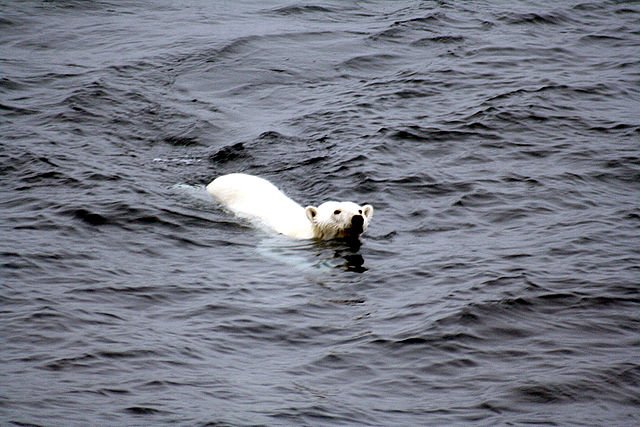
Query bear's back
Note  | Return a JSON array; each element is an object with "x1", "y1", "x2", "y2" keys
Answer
[{"x1": 207, "y1": 173, "x2": 314, "y2": 239}]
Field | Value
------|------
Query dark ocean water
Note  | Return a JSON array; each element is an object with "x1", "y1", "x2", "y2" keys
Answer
[{"x1": 2, "y1": 0, "x2": 639, "y2": 425}]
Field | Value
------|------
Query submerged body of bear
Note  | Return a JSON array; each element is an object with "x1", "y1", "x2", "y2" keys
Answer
[{"x1": 206, "y1": 173, "x2": 373, "y2": 240}]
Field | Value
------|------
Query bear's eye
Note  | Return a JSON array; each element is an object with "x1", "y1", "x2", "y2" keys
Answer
[
  {"x1": 333, "y1": 209, "x2": 341, "y2": 215},
  {"x1": 358, "y1": 209, "x2": 362, "y2": 214}
]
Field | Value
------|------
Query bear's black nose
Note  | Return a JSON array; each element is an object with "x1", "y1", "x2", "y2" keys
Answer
[{"x1": 351, "y1": 214, "x2": 364, "y2": 233}]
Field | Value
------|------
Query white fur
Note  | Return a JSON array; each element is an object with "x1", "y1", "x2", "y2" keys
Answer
[{"x1": 206, "y1": 173, "x2": 373, "y2": 240}]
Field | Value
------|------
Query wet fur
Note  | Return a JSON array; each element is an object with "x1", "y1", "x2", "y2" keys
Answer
[{"x1": 207, "y1": 173, "x2": 373, "y2": 240}]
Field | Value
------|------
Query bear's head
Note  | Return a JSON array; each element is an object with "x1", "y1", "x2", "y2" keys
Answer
[{"x1": 305, "y1": 201, "x2": 374, "y2": 240}]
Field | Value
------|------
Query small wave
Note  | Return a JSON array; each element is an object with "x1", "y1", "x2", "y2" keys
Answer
[
  {"x1": 411, "y1": 35, "x2": 465, "y2": 46},
  {"x1": 498, "y1": 11, "x2": 575, "y2": 25},
  {"x1": 162, "y1": 135, "x2": 201, "y2": 147},
  {"x1": 392, "y1": 12, "x2": 449, "y2": 27},
  {"x1": 268, "y1": 5, "x2": 339, "y2": 16},
  {"x1": 453, "y1": 189, "x2": 500, "y2": 208},
  {"x1": 71, "y1": 208, "x2": 109, "y2": 226},
  {"x1": 43, "y1": 353, "x2": 98, "y2": 371},
  {"x1": 580, "y1": 34, "x2": 627, "y2": 43},
  {"x1": 511, "y1": 363, "x2": 640, "y2": 405},
  {"x1": 60, "y1": 202, "x2": 184, "y2": 231},
  {"x1": 124, "y1": 406, "x2": 172, "y2": 416},
  {"x1": 338, "y1": 53, "x2": 401, "y2": 72},
  {"x1": 0, "y1": 16, "x2": 14, "y2": 27},
  {"x1": 380, "y1": 124, "x2": 499, "y2": 142},
  {"x1": 207, "y1": 142, "x2": 250, "y2": 164},
  {"x1": 0, "y1": 76, "x2": 33, "y2": 93}
]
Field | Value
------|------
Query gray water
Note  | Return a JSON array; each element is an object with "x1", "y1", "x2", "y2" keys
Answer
[{"x1": 2, "y1": 1, "x2": 639, "y2": 425}]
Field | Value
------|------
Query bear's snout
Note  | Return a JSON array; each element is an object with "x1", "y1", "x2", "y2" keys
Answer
[{"x1": 350, "y1": 214, "x2": 364, "y2": 233}]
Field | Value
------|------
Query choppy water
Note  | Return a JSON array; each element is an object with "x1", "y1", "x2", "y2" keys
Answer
[{"x1": 2, "y1": 0, "x2": 640, "y2": 425}]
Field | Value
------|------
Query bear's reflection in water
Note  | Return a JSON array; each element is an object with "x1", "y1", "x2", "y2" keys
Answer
[
  {"x1": 256, "y1": 235, "x2": 367, "y2": 273},
  {"x1": 328, "y1": 239, "x2": 366, "y2": 273}
]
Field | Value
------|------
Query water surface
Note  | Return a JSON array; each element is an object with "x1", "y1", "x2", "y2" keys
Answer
[{"x1": 2, "y1": 0, "x2": 639, "y2": 425}]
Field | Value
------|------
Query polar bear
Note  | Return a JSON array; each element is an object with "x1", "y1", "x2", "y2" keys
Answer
[{"x1": 206, "y1": 173, "x2": 373, "y2": 240}]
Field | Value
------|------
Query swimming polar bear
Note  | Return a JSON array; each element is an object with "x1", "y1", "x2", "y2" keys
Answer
[{"x1": 206, "y1": 173, "x2": 373, "y2": 240}]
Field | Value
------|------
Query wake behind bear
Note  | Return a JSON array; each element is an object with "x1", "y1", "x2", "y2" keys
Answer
[{"x1": 207, "y1": 173, "x2": 373, "y2": 240}]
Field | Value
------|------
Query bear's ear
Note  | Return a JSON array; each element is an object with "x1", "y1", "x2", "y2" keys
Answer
[
  {"x1": 362, "y1": 204, "x2": 374, "y2": 220},
  {"x1": 305, "y1": 206, "x2": 318, "y2": 222}
]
